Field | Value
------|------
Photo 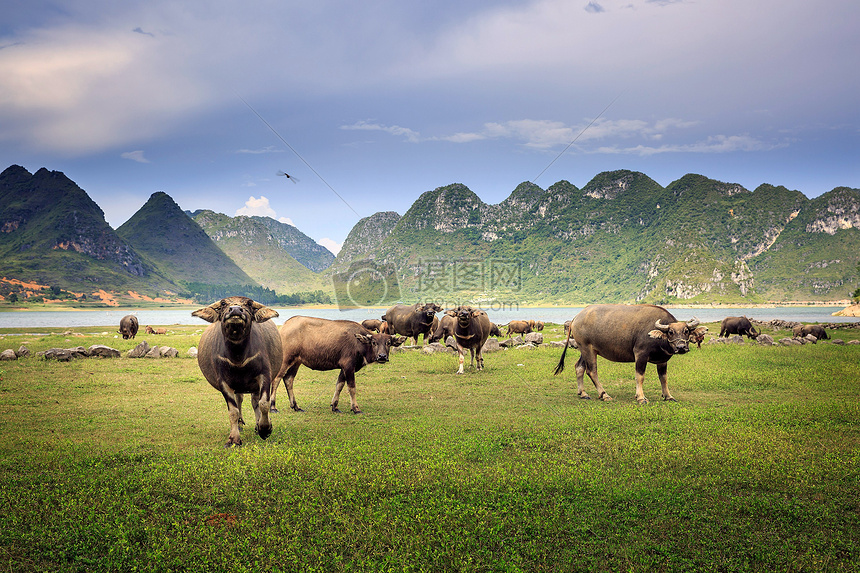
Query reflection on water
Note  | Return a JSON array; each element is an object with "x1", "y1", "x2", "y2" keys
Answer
[{"x1": 0, "y1": 305, "x2": 856, "y2": 329}]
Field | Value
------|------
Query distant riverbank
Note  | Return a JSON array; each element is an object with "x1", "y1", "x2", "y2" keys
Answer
[{"x1": 1, "y1": 305, "x2": 858, "y2": 330}]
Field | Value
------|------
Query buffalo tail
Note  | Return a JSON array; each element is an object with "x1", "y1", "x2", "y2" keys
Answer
[{"x1": 553, "y1": 328, "x2": 574, "y2": 376}]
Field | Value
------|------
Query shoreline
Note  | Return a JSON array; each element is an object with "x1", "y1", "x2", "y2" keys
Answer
[{"x1": 0, "y1": 301, "x2": 854, "y2": 312}]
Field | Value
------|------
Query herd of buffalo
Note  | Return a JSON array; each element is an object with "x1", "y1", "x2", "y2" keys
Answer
[{"x1": 170, "y1": 297, "x2": 841, "y2": 447}]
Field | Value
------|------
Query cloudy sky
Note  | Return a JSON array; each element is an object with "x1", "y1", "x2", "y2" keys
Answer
[{"x1": 2, "y1": 0, "x2": 857, "y2": 254}]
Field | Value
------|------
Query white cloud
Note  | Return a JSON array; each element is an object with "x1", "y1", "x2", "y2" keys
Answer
[
  {"x1": 121, "y1": 150, "x2": 150, "y2": 163},
  {"x1": 236, "y1": 195, "x2": 276, "y2": 218},
  {"x1": 235, "y1": 146, "x2": 283, "y2": 154},
  {"x1": 341, "y1": 121, "x2": 421, "y2": 143},
  {"x1": 319, "y1": 238, "x2": 342, "y2": 255},
  {"x1": 595, "y1": 134, "x2": 780, "y2": 156},
  {"x1": 279, "y1": 217, "x2": 294, "y2": 226}
]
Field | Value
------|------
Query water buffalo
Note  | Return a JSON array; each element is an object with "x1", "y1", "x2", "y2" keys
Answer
[
  {"x1": 719, "y1": 316, "x2": 759, "y2": 339},
  {"x1": 792, "y1": 324, "x2": 829, "y2": 340},
  {"x1": 554, "y1": 304, "x2": 699, "y2": 404},
  {"x1": 690, "y1": 325, "x2": 709, "y2": 348},
  {"x1": 193, "y1": 296, "x2": 282, "y2": 447},
  {"x1": 145, "y1": 325, "x2": 167, "y2": 335},
  {"x1": 449, "y1": 306, "x2": 490, "y2": 374},
  {"x1": 488, "y1": 322, "x2": 502, "y2": 337},
  {"x1": 361, "y1": 319, "x2": 383, "y2": 332},
  {"x1": 506, "y1": 320, "x2": 532, "y2": 337},
  {"x1": 428, "y1": 313, "x2": 456, "y2": 343},
  {"x1": 118, "y1": 315, "x2": 138, "y2": 339},
  {"x1": 382, "y1": 302, "x2": 442, "y2": 345},
  {"x1": 271, "y1": 316, "x2": 405, "y2": 414}
]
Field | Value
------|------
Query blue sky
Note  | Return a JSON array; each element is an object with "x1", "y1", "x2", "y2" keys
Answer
[{"x1": 2, "y1": 0, "x2": 858, "y2": 254}]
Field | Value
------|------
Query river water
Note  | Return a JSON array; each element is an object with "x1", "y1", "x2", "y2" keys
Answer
[{"x1": 0, "y1": 305, "x2": 855, "y2": 329}]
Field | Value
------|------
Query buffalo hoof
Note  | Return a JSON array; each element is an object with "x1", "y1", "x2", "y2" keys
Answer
[
  {"x1": 579, "y1": 394, "x2": 591, "y2": 400},
  {"x1": 270, "y1": 406, "x2": 280, "y2": 414},
  {"x1": 292, "y1": 405, "x2": 305, "y2": 413},
  {"x1": 663, "y1": 397, "x2": 677, "y2": 402},
  {"x1": 332, "y1": 407, "x2": 342, "y2": 413},
  {"x1": 351, "y1": 408, "x2": 363, "y2": 415},
  {"x1": 637, "y1": 398, "x2": 649, "y2": 405},
  {"x1": 225, "y1": 437, "x2": 242, "y2": 448}
]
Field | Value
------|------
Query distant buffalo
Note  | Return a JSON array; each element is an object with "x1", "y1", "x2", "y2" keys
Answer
[
  {"x1": 382, "y1": 303, "x2": 441, "y2": 345},
  {"x1": 119, "y1": 315, "x2": 138, "y2": 339},
  {"x1": 719, "y1": 316, "x2": 759, "y2": 339},
  {"x1": 793, "y1": 324, "x2": 828, "y2": 340}
]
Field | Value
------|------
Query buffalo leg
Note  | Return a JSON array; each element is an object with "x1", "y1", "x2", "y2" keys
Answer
[
  {"x1": 251, "y1": 375, "x2": 272, "y2": 440},
  {"x1": 272, "y1": 363, "x2": 303, "y2": 413},
  {"x1": 634, "y1": 355, "x2": 650, "y2": 405},
  {"x1": 221, "y1": 388, "x2": 244, "y2": 447},
  {"x1": 331, "y1": 368, "x2": 361, "y2": 413},
  {"x1": 656, "y1": 362, "x2": 675, "y2": 402},
  {"x1": 576, "y1": 351, "x2": 611, "y2": 401},
  {"x1": 456, "y1": 345, "x2": 466, "y2": 374}
]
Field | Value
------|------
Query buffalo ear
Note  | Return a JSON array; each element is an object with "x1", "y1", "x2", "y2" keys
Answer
[
  {"x1": 648, "y1": 329, "x2": 667, "y2": 340},
  {"x1": 251, "y1": 301, "x2": 278, "y2": 323},
  {"x1": 444, "y1": 309, "x2": 457, "y2": 317},
  {"x1": 391, "y1": 335, "x2": 407, "y2": 347},
  {"x1": 354, "y1": 333, "x2": 373, "y2": 345},
  {"x1": 192, "y1": 302, "x2": 222, "y2": 323}
]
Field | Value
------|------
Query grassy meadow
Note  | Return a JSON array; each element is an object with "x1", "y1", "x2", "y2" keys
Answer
[{"x1": 0, "y1": 322, "x2": 858, "y2": 572}]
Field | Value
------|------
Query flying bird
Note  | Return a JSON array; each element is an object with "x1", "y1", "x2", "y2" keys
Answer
[{"x1": 277, "y1": 170, "x2": 299, "y2": 183}]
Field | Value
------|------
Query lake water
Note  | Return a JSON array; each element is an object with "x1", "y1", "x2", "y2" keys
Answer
[{"x1": 0, "y1": 305, "x2": 856, "y2": 329}]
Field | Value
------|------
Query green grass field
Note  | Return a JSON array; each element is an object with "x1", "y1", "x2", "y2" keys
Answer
[{"x1": 0, "y1": 323, "x2": 858, "y2": 572}]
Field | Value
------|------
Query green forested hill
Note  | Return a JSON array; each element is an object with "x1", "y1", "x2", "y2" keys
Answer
[
  {"x1": 0, "y1": 165, "x2": 172, "y2": 293},
  {"x1": 116, "y1": 192, "x2": 256, "y2": 288},
  {"x1": 332, "y1": 171, "x2": 860, "y2": 305},
  {"x1": 2, "y1": 164, "x2": 857, "y2": 305},
  {"x1": 190, "y1": 210, "x2": 328, "y2": 293}
]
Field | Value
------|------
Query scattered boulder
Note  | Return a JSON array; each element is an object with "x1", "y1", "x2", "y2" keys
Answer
[
  {"x1": 804, "y1": 334, "x2": 818, "y2": 344},
  {"x1": 39, "y1": 348, "x2": 77, "y2": 361},
  {"x1": 444, "y1": 336, "x2": 458, "y2": 351},
  {"x1": 831, "y1": 339, "x2": 845, "y2": 345},
  {"x1": 187, "y1": 347, "x2": 198, "y2": 358},
  {"x1": 780, "y1": 338, "x2": 802, "y2": 346},
  {"x1": 848, "y1": 340, "x2": 860, "y2": 345},
  {"x1": 517, "y1": 342, "x2": 537, "y2": 350},
  {"x1": 481, "y1": 337, "x2": 501, "y2": 353},
  {"x1": 0, "y1": 349, "x2": 17, "y2": 361},
  {"x1": 15, "y1": 346, "x2": 30, "y2": 358},
  {"x1": 128, "y1": 341, "x2": 152, "y2": 358},
  {"x1": 159, "y1": 346, "x2": 179, "y2": 358},
  {"x1": 500, "y1": 336, "x2": 523, "y2": 348},
  {"x1": 756, "y1": 334, "x2": 774, "y2": 346},
  {"x1": 524, "y1": 332, "x2": 543, "y2": 345},
  {"x1": 87, "y1": 345, "x2": 121, "y2": 358},
  {"x1": 729, "y1": 335, "x2": 744, "y2": 344},
  {"x1": 145, "y1": 346, "x2": 162, "y2": 358}
]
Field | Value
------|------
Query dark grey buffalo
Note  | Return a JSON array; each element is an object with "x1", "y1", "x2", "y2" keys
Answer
[
  {"x1": 554, "y1": 304, "x2": 699, "y2": 404},
  {"x1": 719, "y1": 316, "x2": 759, "y2": 339},
  {"x1": 449, "y1": 306, "x2": 491, "y2": 374},
  {"x1": 193, "y1": 296, "x2": 282, "y2": 447},
  {"x1": 118, "y1": 315, "x2": 139, "y2": 339},
  {"x1": 271, "y1": 316, "x2": 405, "y2": 414},
  {"x1": 792, "y1": 324, "x2": 829, "y2": 340},
  {"x1": 382, "y1": 302, "x2": 442, "y2": 345}
]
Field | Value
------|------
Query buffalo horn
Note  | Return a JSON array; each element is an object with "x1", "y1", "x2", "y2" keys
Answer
[
  {"x1": 654, "y1": 320, "x2": 670, "y2": 332},
  {"x1": 686, "y1": 317, "x2": 700, "y2": 328}
]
